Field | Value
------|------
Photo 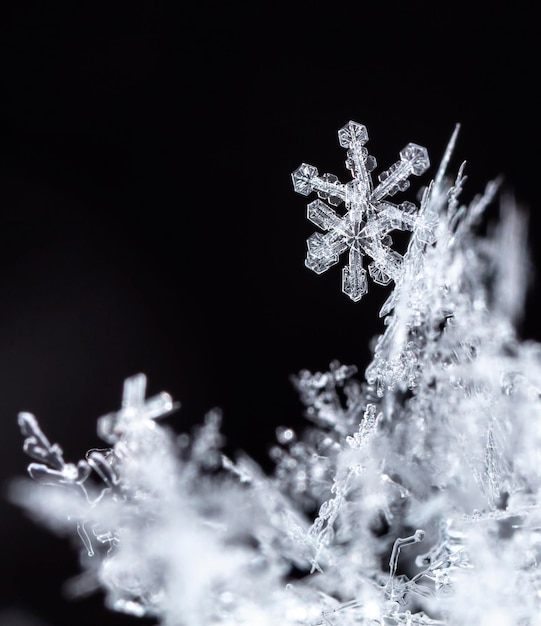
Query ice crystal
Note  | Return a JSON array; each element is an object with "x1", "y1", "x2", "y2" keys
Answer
[
  {"x1": 11, "y1": 121, "x2": 541, "y2": 626},
  {"x1": 292, "y1": 121, "x2": 430, "y2": 301}
]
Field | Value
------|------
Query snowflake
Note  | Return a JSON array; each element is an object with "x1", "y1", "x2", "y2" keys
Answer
[{"x1": 292, "y1": 121, "x2": 430, "y2": 301}]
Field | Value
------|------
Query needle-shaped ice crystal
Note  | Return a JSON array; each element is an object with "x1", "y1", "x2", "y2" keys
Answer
[{"x1": 292, "y1": 121, "x2": 430, "y2": 301}]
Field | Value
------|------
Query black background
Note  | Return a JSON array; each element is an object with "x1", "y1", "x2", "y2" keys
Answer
[{"x1": 0, "y1": 2, "x2": 539, "y2": 625}]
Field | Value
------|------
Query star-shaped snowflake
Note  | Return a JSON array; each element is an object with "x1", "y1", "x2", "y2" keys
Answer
[{"x1": 292, "y1": 121, "x2": 430, "y2": 302}]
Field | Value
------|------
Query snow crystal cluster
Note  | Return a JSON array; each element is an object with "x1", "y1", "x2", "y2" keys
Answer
[{"x1": 12, "y1": 122, "x2": 541, "y2": 625}]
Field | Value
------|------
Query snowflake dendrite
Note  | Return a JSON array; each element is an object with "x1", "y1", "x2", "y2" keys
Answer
[{"x1": 292, "y1": 121, "x2": 430, "y2": 301}]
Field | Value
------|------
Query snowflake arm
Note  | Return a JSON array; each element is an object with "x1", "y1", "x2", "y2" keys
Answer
[
  {"x1": 292, "y1": 121, "x2": 430, "y2": 301},
  {"x1": 97, "y1": 373, "x2": 179, "y2": 444}
]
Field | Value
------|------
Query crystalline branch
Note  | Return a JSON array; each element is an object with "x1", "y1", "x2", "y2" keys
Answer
[{"x1": 292, "y1": 121, "x2": 430, "y2": 301}]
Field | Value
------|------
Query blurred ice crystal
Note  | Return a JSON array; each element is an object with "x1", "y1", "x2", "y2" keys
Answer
[
  {"x1": 97, "y1": 372, "x2": 178, "y2": 444},
  {"x1": 12, "y1": 121, "x2": 541, "y2": 625},
  {"x1": 292, "y1": 121, "x2": 430, "y2": 301}
]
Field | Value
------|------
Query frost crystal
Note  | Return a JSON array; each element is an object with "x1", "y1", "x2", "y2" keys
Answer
[
  {"x1": 12, "y1": 121, "x2": 541, "y2": 626},
  {"x1": 292, "y1": 121, "x2": 430, "y2": 301}
]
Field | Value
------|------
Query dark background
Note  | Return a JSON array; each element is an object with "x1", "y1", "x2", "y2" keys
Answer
[{"x1": 0, "y1": 2, "x2": 538, "y2": 625}]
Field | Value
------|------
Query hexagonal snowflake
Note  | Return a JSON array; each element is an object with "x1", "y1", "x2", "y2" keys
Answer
[{"x1": 292, "y1": 121, "x2": 430, "y2": 302}]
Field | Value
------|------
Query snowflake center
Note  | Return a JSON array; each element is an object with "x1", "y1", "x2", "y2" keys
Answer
[{"x1": 344, "y1": 219, "x2": 369, "y2": 251}]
